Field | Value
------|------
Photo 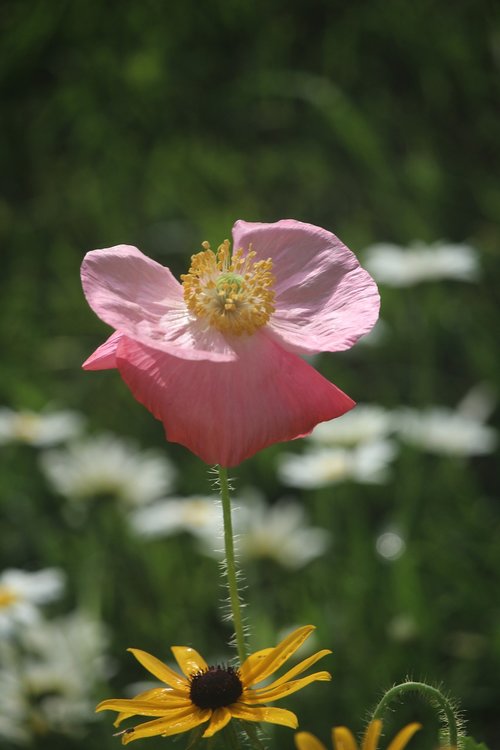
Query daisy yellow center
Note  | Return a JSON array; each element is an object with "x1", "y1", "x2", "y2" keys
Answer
[
  {"x1": 189, "y1": 665, "x2": 243, "y2": 709},
  {"x1": 13, "y1": 413, "x2": 39, "y2": 441},
  {"x1": 181, "y1": 239, "x2": 275, "y2": 335},
  {"x1": 0, "y1": 586, "x2": 18, "y2": 608}
]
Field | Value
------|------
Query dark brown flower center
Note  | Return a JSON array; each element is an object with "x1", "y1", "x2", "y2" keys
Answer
[{"x1": 189, "y1": 666, "x2": 243, "y2": 709}]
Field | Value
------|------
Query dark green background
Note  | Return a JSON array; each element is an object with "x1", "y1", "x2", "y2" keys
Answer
[{"x1": 1, "y1": 1, "x2": 499, "y2": 748}]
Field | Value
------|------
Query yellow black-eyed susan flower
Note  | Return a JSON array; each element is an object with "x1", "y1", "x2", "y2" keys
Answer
[
  {"x1": 295, "y1": 719, "x2": 422, "y2": 750},
  {"x1": 97, "y1": 625, "x2": 331, "y2": 744}
]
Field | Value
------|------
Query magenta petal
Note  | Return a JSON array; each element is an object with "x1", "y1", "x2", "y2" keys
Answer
[
  {"x1": 81, "y1": 245, "x2": 236, "y2": 362},
  {"x1": 114, "y1": 332, "x2": 355, "y2": 467},
  {"x1": 82, "y1": 331, "x2": 124, "y2": 370},
  {"x1": 232, "y1": 219, "x2": 380, "y2": 354}
]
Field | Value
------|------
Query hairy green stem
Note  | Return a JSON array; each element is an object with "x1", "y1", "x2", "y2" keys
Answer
[
  {"x1": 218, "y1": 465, "x2": 247, "y2": 665},
  {"x1": 371, "y1": 681, "x2": 459, "y2": 746},
  {"x1": 223, "y1": 720, "x2": 242, "y2": 750},
  {"x1": 243, "y1": 723, "x2": 267, "y2": 750}
]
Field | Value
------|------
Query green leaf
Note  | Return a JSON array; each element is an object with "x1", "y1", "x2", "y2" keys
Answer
[{"x1": 461, "y1": 737, "x2": 492, "y2": 750}]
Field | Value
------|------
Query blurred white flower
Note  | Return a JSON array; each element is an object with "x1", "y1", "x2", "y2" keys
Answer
[
  {"x1": 455, "y1": 383, "x2": 496, "y2": 422},
  {"x1": 130, "y1": 495, "x2": 220, "y2": 539},
  {"x1": 387, "y1": 614, "x2": 419, "y2": 642},
  {"x1": 0, "y1": 610, "x2": 110, "y2": 743},
  {"x1": 0, "y1": 648, "x2": 27, "y2": 743},
  {"x1": 363, "y1": 240, "x2": 480, "y2": 286},
  {"x1": 0, "y1": 408, "x2": 84, "y2": 446},
  {"x1": 309, "y1": 404, "x2": 393, "y2": 446},
  {"x1": 0, "y1": 568, "x2": 65, "y2": 635},
  {"x1": 198, "y1": 491, "x2": 330, "y2": 569},
  {"x1": 277, "y1": 440, "x2": 397, "y2": 489},
  {"x1": 375, "y1": 529, "x2": 406, "y2": 561},
  {"x1": 39, "y1": 433, "x2": 176, "y2": 506},
  {"x1": 20, "y1": 611, "x2": 110, "y2": 709},
  {"x1": 236, "y1": 495, "x2": 330, "y2": 569},
  {"x1": 395, "y1": 388, "x2": 497, "y2": 456}
]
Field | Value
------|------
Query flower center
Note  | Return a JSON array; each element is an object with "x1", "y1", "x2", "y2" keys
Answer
[
  {"x1": 13, "y1": 413, "x2": 39, "y2": 441},
  {"x1": 189, "y1": 665, "x2": 243, "y2": 709},
  {"x1": 181, "y1": 240, "x2": 275, "y2": 335},
  {"x1": 0, "y1": 586, "x2": 18, "y2": 609}
]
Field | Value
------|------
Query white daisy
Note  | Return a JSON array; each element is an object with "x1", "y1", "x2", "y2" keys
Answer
[
  {"x1": 189, "y1": 489, "x2": 330, "y2": 569},
  {"x1": 0, "y1": 568, "x2": 65, "y2": 636},
  {"x1": 0, "y1": 611, "x2": 110, "y2": 742},
  {"x1": 39, "y1": 433, "x2": 176, "y2": 506},
  {"x1": 0, "y1": 408, "x2": 84, "y2": 446},
  {"x1": 20, "y1": 610, "x2": 110, "y2": 709},
  {"x1": 0, "y1": 644, "x2": 28, "y2": 743},
  {"x1": 395, "y1": 388, "x2": 497, "y2": 456},
  {"x1": 233, "y1": 494, "x2": 330, "y2": 569},
  {"x1": 129, "y1": 495, "x2": 220, "y2": 539},
  {"x1": 308, "y1": 404, "x2": 393, "y2": 446},
  {"x1": 363, "y1": 240, "x2": 480, "y2": 286},
  {"x1": 277, "y1": 440, "x2": 397, "y2": 489}
]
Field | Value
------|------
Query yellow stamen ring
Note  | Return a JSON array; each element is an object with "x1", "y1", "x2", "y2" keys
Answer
[
  {"x1": 181, "y1": 240, "x2": 275, "y2": 335},
  {"x1": 0, "y1": 587, "x2": 18, "y2": 608}
]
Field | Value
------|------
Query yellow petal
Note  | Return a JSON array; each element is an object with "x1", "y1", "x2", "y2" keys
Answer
[
  {"x1": 238, "y1": 648, "x2": 274, "y2": 680},
  {"x1": 244, "y1": 671, "x2": 331, "y2": 703},
  {"x1": 119, "y1": 690, "x2": 187, "y2": 726},
  {"x1": 202, "y1": 707, "x2": 232, "y2": 737},
  {"x1": 122, "y1": 709, "x2": 211, "y2": 745},
  {"x1": 96, "y1": 687, "x2": 182, "y2": 727},
  {"x1": 362, "y1": 720, "x2": 382, "y2": 750},
  {"x1": 117, "y1": 705, "x2": 198, "y2": 738},
  {"x1": 171, "y1": 646, "x2": 209, "y2": 677},
  {"x1": 124, "y1": 687, "x2": 174, "y2": 702},
  {"x1": 240, "y1": 626, "x2": 315, "y2": 686},
  {"x1": 230, "y1": 703, "x2": 298, "y2": 729},
  {"x1": 332, "y1": 726, "x2": 359, "y2": 750},
  {"x1": 96, "y1": 698, "x2": 192, "y2": 719},
  {"x1": 261, "y1": 649, "x2": 332, "y2": 689},
  {"x1": 295, "y1": 731, "x2": 328, "y2": 750},
  {"x1": 113, "y1": 703, "x2": 194, "y2": 728},
  {"x1": 127, "y1": 648, "x2": 188, "y2": 690},
  {"x1": 386, "y1": 723, "x2": 422, "y2": 750}
]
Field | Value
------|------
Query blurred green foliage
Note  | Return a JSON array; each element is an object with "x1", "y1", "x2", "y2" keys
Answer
[{"x1": 0, "y1": 1, "x2": 499, "y2": 748}]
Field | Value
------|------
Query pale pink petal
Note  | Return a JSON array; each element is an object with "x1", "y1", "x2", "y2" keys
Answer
[
  {"x1": 114, "y1": 333, "x2": 355, "y2": 467},
  {"x1": 82, "y1": 331, "x2": 124, "y2": 370},
  {"x1": 81, "y1": 245, "x2": 236, "y2": 362},
  {"x1": 232, "y1": 219, "x2": 380, "y2": 355}
]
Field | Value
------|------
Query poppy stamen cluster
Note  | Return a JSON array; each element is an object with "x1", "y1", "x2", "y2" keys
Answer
[{"x1": 181, "y1": 240, "x2": 275, "y2": 335}]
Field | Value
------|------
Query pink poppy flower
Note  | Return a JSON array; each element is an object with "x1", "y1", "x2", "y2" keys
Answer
[{"x1": 81, "y1": 219, "x2": 379, "y2": 466}]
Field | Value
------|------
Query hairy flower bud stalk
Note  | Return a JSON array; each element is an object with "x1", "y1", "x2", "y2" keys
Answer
[{"x1": 371, "y1": 680, "x2": 463, "y2": 747}]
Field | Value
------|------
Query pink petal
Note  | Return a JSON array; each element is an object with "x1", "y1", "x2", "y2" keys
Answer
[
  {"x1": 81, "y1": 245, "x2": 236, "y2": 362},
  {"x1": 114, "y1": 332, "x2": 355, "y2": 467},
  {"x1": 232, "y1": 219, "x2": 380, "y2": 355},
  {"x1": 82, "y1": 331, "x2": 123, "y2": 370}
]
